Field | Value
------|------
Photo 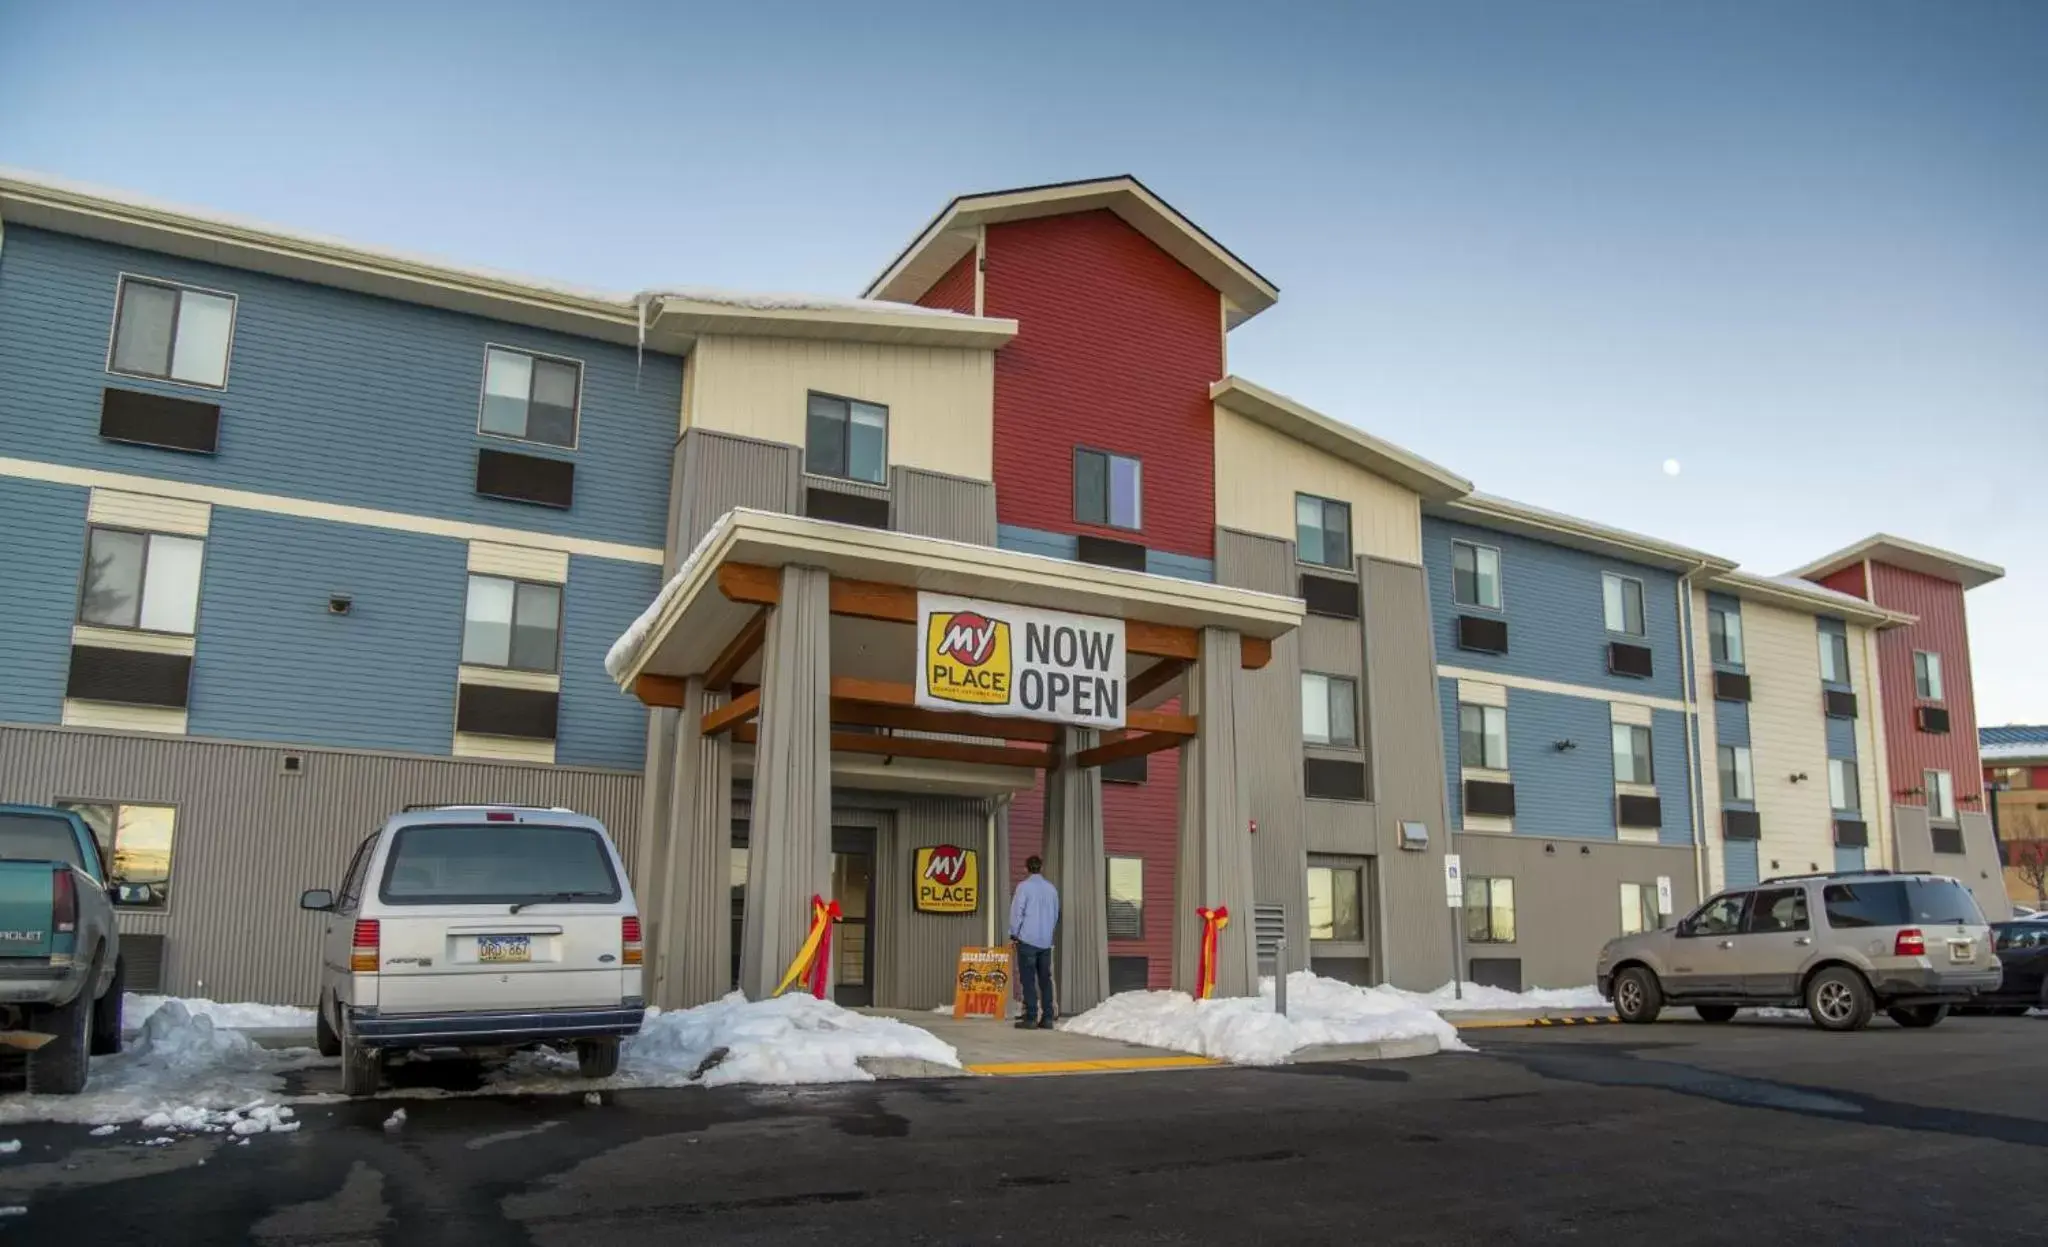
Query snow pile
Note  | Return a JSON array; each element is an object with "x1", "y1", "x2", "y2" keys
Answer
[
  {"x1": 1062, "y1": 973, "x2": 1465, "y2": 1066},
  {"x1": 140, "y1": 1103, "x2": 298, "y2": 1138},
  {"x1": 1389, "y1": 982, "x2": 1608, "y2": 1012},
  {"x1": 125, "y1": 993, "x2": 315, "y2": 1031}
]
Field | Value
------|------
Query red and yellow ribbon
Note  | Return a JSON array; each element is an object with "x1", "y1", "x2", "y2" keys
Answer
[
  {"x1": 1195, "y1": 905, "x2": 1230, "y2": 1000},
  {"x1": 774, "y1": 894, "x2": 842, "y2": 999}
]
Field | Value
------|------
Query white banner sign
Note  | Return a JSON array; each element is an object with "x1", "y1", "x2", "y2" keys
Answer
[
  {"x1": 916, "y1": 593, "x2": 1127, "y2": 730},
  {"x1": 1443, "y1": 854, "x2": 1464, "y2": 908}
]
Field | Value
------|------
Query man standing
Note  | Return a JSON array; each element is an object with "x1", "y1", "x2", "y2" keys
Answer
[{"x1": 1009, "y1": 855, "x2": 1060, "y2": 1029}]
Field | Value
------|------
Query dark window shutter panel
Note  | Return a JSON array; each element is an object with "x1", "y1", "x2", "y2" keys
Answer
[
  {"x1": 1606, "y1": 642, "x2": 1654, "y2": 679},
  {"x1": 456, "y1": 684, "x2": 559, "y2": 740},
  {"x1": 1915, "y1": 705, "x2": 1951, "y2": 734},
  {"x1": 804, "y1": 487, "x2": 890, "y2": 529},
  {"x1": 476, "y1": 448, "x2": 575, "y2": 509},
  {"x1": 1456, "y1": 615, "x2": 1509, "y2": 655},
  {"x1": 1722, "y1": 808, "x2": 1762, "y2": 841},
  {"x1": 1930, "y1": 825, "x2": 1964, "y2": 855},
  {"x1": 1101, "y1": 754, "x2": 1148, "y2": 785},
  {"x1": 1824, "y1": 689, "x2": 1858, "y2": 720},
  {"x1": 1299, "y1": 573, "x2": 1360, "y2": 620},
  {"x1": 66, "y1": 646, "x2": 191, "y2": 708},
  {"x1": 99, "y1": 388, "x2": 220, "y2": 454},
  {"x1": 1615, "y1": 793, "x2": 1662, "y2": 828},
  {"x1": 1463, "y1": 779, "x2": 1517, "y2": 818},
  {"x1": 1833, "y1": 818, "x2": 1869, "y2": 848},
  {"x1": 1713, "y1": 671, "x2": 1751, "y2": 702},
  {"x1": 1304, "y1": 757, "x2": 1368, "y2": 802},
  {"x1": 1075, "y1": 534, "x2": 1147, "y2": 572},
  {"x1": 1108, "y1": 956, "x2": 1150, "y2": 993},
  {"x1": 1467, "y1": 957, "x2": 1523, "y2": 991}
]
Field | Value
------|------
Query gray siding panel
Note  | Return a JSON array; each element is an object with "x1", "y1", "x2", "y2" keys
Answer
[
  {"x1": 874, "y1": 796, "x2": 992, "y2": 1009},
  {"x1": 891, "y1": 466, "x2": 996, "y2": 545},
  {"x1": 0, "y1": 725, "x2": 641, "y2": 1006},
  {"x1": 669, "y1": 428, "x2": 801, "y2": 559},
  {"x1": 1894, "y1": 805, "x2": 2010, "y2": 922},
  {"x1": 1453, "y1": 832, "x2": 1700, "y2": 988}
]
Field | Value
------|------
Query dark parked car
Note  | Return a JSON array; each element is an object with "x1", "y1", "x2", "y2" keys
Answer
[{"x1": 1967, "y1": 923, "x2": 2048, "y2": 1016}]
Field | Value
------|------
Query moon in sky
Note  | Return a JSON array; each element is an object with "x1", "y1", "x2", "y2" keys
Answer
[{"x1": 1662, "y1": 459, "x2": 1682, "y2": 477}]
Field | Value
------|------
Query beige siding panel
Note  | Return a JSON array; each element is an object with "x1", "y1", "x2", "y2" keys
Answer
[
  {"x1": 1453, "y1": 833, "x2": 1699, "y2": 989},
  {"x1": 668, "y1": 427, "x2": 803, "y2": 560},
  {"x1": 451, "y1": 733, "x2": 556, "y2": 764},
  {"x1": 0, "y1": 726, "x2": 641, "y2": 1005},
  {"x1": 1744, "y1": 600, "x2": 1835, "y2": 878},
  {"x1": 891, "y1": 465, "x2": 996, "y2": 545},
  {"x1": 71, "y1": 625, "x2": 195, "y2": 656},
  {"x1": 89, "y1": 489, "x2": 211, "y2": 535},
  {"x1": 61, "y1": 702, "x2": 187, "y2": 735},
  {"x1": 1457, "y1": 680, "x2": 1506, "y2": 708},
  {"x1": 1610, "y1": 701, "x2": 1653, "y2": 728},
  {"x1": 1690, "y1": 588, "x2": 1725, "y2": 891},
  {"x1": 1894, "y1": 807, "x2": 2010, "y2": 921},
  {"x1": 687, "y1": 335, "x2": 995, "y2": 482},
  {"x1": 456, "y1": 665, "x2": 560, "y2": 692},
  {"x1": 1212, "y1": 406, "x2": 1422, "y2": 562},
  {"x1": 1299, "y1": 615, "x2": 1364, "y2": 678},
  {"x1": 1848, "y1": 622, "x2": 1891, "y2": 865},
  {"x1": 467, "y1": 541, "x2": 569, "y2": 583}
]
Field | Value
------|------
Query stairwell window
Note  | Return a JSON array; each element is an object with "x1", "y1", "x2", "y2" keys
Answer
[
  {"x1": 1924, "y1": 769, "x2": 1955, "y2": 822},
  {"x1": 1459, "y1": 704, "x2": 1508, "y2": 771},
  {"x1": 1914, "y1": 651, "x2": 1944, "y2": 701},
  {"x1": 1612, "y1": 724, "x2": 1654, "y2": 785},
  {"x1": 1717, "y1": 745, "x2": 1754, "y2": 802},
  {"x1": 480, "y1": 347, "x2": 581, "y2": 449},
  {"x1": 1295, "y1": 494, "x2": 1352, "y2": 569},
  {"x1": 1602, "y1": 573, "x2": 1646, "y2": 636},
  {"x1": 806, "y1": 393, "x2": 888, "y2": 484},
  {"x1": 1464, "y1": 876, "x2": 1515, "y2": 943},
  {"x1": 1106, "y1": 856, "x2": 1144, "y2": 940},
  {"x1": 1451, "y1": 542, "x2": 1502, "y2": 610},
  {"x1": 1307, "y1": 865, "x2": 1365, "y2": 942},
  {"x1": 1074, "y1": 448, "x2": 1142, "y2": 530},
  {"x1": 77, "y1": 527, "x2": 205, "y2": 635},
  {"x1": 462, "y1": 574, "x2": 562, "y2": 673},
  {"x1": 107, "y1": 276, "x2": 237, "y2": 389},
  {"x1": 1829, "y1": 759, "x2": 1860, "y2": 813},
  {"x1": 1620, "y1": 882, "x2": 1661, "y2": 936},
  {"x1": 57, "y1": 801, "x2": 177, "y2": 910},
  {"x1": 1301, "y1": 673, "x2": 1359, "y2": 747}
]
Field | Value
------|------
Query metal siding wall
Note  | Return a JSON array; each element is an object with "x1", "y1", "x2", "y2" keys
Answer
[
  {"x1": 890, "y1": 466, "x2": 996, "y2": 545},
  {"x1": 0, "y1": 476, "x2": 87, "y2": 723},
  {"x1": 1744, "y1": 598, "x2": 1836, "y2": 882},
  {"x1": 1868, "y1": 563, "x2": 1986, "y2": 807},
  {"x1": 670, "y1": 428, "x2": 801, "y2": 555},
  {"x1": 878, "y1": 797, "x2": 994, "y2": 1008},
  {"x1": 1438, "y1": 677, "x2": 1463, "y2": 826},
  {"x1": 557, "y1": 556, "x2": 660, "y2": 768},
  {"x1": 1716, "y1": 698, "x2": 1751, "y2": 745},
  {"x1": 1895, "y1": 805, "x2": 2010, "y2": 921},
  {"x1": 0, "y1": 226, "x2": 681, "y2": 550},
  {"x1": 0, "y1": 725, "x2": 640, "y2": 1005},
  {"x1": 1824, "y1": 713, "x2": 1857, "y2": 761},
  {"x1": 1452, "y1": 833, "x2": 1698, "y2": 989}
]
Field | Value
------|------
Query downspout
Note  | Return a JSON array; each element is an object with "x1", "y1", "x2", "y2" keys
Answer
[{"x1": 1678, "y1": 567, "x2": 1709, "y2": 906}]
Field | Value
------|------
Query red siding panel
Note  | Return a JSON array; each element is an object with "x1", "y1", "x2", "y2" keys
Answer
[
  {"x1": 1867, "y1": 563, "x2": 1984, "y2": 807},
  {"x1": 1818, "y1": 564, "x2": 1868, "y2": 600},
  {"x1": 983, "y1": 211, "x2": 1220, "y2": 559},
  {"x1": 917, "y1": 251, "x2": 976, "y2": 316}
]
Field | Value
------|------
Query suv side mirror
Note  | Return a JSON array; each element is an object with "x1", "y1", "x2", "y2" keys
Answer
[
  {"x1": 300, "y1": 889, "x2": 335, "y2": 912},
  {"x1": 1675, "y1": 917, "x2": 1697, "y2": 938}
]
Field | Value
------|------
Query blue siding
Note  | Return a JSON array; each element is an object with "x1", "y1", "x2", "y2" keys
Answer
[
  {"x1": 1439, "y1": 677, "x2": 1463, "y2": 826},
  {"x1": 0, "y1": 227, "x2": 681, "y2": 550},
  {"x1": 1716, "y1": 698, "x2": 1751, "y2": 745},
  {"x1": 1833, "y1": 846, "x2": 1866, "y2": 873},
  {"x1": 1502, "y1": 688, "x2": 1617, "y2": 839},
  {"x1": 1825, "y1": 714, "x2": 1857, "y2": 761},
  {"x1": 0, "y1": 477, "x2": 87, "y2": 724},
  {"x1": 997, "y1": 523, "x2": 1214, "y2": 583},
  {"x1": 187, "y1": 510, "x2": 465, "y2": 752},
  {"x1": 1145, "y1": 548, "x2": 1215, "y2": 583},
  {"x1": 1651, "y1": 709, "x2": 1695, "y2": 846},
  {"x1": 1723, "y1": 840, "x2": 1760, "y2": 889},
  {"x1": 557, "y1": 556, "x2": 660, "y2": 769}
]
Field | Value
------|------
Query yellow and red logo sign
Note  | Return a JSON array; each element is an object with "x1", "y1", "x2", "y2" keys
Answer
[
  {"x1": 915, "y1": 844, "x2": 979, "y2": 914},
  {"x1": 924, "y1": 610, "x2": 1013, "y2": 708}
]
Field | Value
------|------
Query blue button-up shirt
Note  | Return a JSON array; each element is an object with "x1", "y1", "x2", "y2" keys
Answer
[{"x1": 1010, "y1": 874, "x2": 1060, "y2": 948}]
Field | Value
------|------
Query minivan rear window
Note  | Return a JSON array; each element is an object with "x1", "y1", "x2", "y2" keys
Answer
[
  {"x1": 378, "y1": 823, "x2": 620, "y2": 906},
  {"x1": 1822, "y1": 878, "x2": 1984, "y2": 929},
  {"x1": 0, "y1": 814, "x2": 85, "y2": 870}
]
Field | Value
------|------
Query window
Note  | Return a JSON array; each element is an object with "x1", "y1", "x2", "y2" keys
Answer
[
  {"x1": 1818, "y1": 626, "x2": 1850, "y2": 684},
  {"x1": 1745, "y1": 887, "x2": 1810, "y2": 934},
  {"x1": 1823, "y1": 877, "x2": 1982, "y2": 929},
  {"x1": 1717, "y1": 744, "x2": 1754, "y2": 802},
  {"x1": 337, "y1": 834, "x2": 377, "y2": 911},
  {"x1": 1459, "y1": 704, "x2": 1508, "y2": 771},
  {"x1": 1612, "y1": 723, "x2": 1654, "y2": 785},
  {"x1": 1300, "y1": 673, "x2": 1358, "y2": 747},
  {"x1": 1602, "y1": 573, "x2": 1646, "y2": 636},
  {"x1": 1295, "y1": 494, "x2": 1352, "y2": 569},
  {"x1": 1451, "y1": 542, "x2": 1501, "y2": 610},
  {"x1": 1828, "y1": 759, "x2": 1860, "y2": 813},
  {"x1": 378, "y1": 822, "x2": 621, "y2": 905},
  {"x1": 1308, "y1": 865, "x2": 1365, "y2": 942},
  {"x1": 805, "y1": 393, "x2": 888, "y2": 484},
  {"x1": 108, "y1": 276, "x2": 236, "y2": 388},
  {"x1": 1464, "y1": 876, "x2": 1515, "y2": 943},
  {"x1": 1924, "y1": 769, "x2": 1955, "y2": 821},
  {"x1": 1106, "y1": 856, "x2": 1144, "y2": 940},
  {"x1": 1685, "y1": 893, "x2": 1748, "y2": 937},
  {"x1": 1708, "y1": 603, "x2": 1744, "y2": 665},
  {"x1": 77, "y1": 527, "x2": 205, "y2": 635},
  {"x1": 1914, "y1": 651, "x2": 1944, "y2": 701},
  {"x1": 1074, "y1": 448, "x2": 1142, "y2": 530},
  {"x1": 462, "y1": 574, "x2": 562, "y2": 673},
  {"x1": 1619, "y1": 882, "x2": 1661, "y2": 936},
  {"x1": 56, "y1": 801, "x2": 176, "y2": 909},
  {"x1": 479, "y1": 347, "x2": 581, "y2": 449}
]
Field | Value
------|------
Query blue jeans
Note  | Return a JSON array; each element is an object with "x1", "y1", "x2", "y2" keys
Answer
[{"x1": 1015, "y1": 941, "x2": 1055, "y2": 1023}]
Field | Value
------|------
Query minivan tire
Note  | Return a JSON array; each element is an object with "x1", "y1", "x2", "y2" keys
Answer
[
  {"x1": 315, "y1": 1000, "x2": 342, "y2": 1058},
  {"x1": 1805, "y1": 966, "x2": 1874, "y2": 1032},
  {"x1": 1614, "y1": 967, "x2": 1664, "y2": 1024},
  {"x1": 340, "y1": 1031, "x2": 383, "y2": 1097},
  {"x1": 90, "y1": 959, "x2": 124, "y2": 1057},
  {"x1": 28, "y1": 990, "x2": 92, "y2": 1096},
  {"x1": 577, "y1": 1039, "x2": 621, "y2": 1079},
  {"x1": 1695, "y1": 1005, "x2": 1738, "y2": 1023},
  {"x1": 1886, "y1": 1003, "x2": 1949, "y2": 1029}
]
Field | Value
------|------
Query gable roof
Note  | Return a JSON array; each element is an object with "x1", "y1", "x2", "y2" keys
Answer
[
  {"x1": 1789, "y1": 533, "x2": 2004, "y2": 591},
  {"x1": 863, "y1": 176, "x2": 1280, "y2": 327},
  {"x1": 1430, "y1": 494, "x2": 1737, "y2": 575},
  {"x1": 1706, "y1": 569, "x2": 1914, "y2": 628},
  {"x1": 1210, "y1": 376, "x2": 1471, "y2": 502}
]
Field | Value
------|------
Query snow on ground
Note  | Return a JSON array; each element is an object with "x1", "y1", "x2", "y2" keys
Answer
[
  {"x1": 1062, "y1": 972, "x2": 1466, "y2": 1066},
  {"x1": 124, "y1": 993, "x2": 315, "y2": 1031},
  {"x1": 1389, "y1": 982, "x2": 1609, "y2": 1012}
]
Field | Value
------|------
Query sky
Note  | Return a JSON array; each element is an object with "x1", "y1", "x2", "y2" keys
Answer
[{"x1": 4, "y1": 0, "x2": 2044, "y2": 721}]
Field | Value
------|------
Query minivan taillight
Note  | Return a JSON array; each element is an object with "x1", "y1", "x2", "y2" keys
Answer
[
  {"x1": 351, "y1": 919, "x2": 381, "y2": 973},
  {"x1": 51, "y1": 868, "x2": 77, "y2": 935},
  {"x1": 622, "y1": 916, "x2": 643, "y2": 966},
  {"x1": 1894, "y1": 928, "x2": 1926, "y2": 957}
]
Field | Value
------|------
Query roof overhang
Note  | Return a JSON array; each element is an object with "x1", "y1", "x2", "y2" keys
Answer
[
  {"x1": 1211, "y1": 376, "x2": 1472, "y2": 503},
  {"x1": 1981, "y1": 741, "x2": 2048, "y2": 765},
  {"x1": 1706, "y1": 570, "x2": 1915, "y2": 628},
  {"x1": 1789, "y1": 533, "x2": 2005, "y2": 591},
  {"x1": 1430, "y1": 493, "x2": 1737, "y2": 576},
  {"x1": 864, "y1": 176, "x2": 1280, "y2": 328},
  {"x1": 645, "y1": 296, "x2": 1015, "y2": 351}
]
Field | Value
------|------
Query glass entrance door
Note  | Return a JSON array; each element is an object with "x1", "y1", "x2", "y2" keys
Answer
[{"x1": 831, "y1": 828, "x2": 875, "y2": 1006}]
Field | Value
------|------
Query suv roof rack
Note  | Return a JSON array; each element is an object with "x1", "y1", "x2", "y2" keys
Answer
[
  {"x1": 399, "y1": 803, "x2": 577, "y2": 813},
  {"x1": 1759, "y1": 869, "x2": 1933, "y2": 884}
]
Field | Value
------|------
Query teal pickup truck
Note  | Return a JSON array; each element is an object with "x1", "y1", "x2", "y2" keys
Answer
[{"x1": 0, "y1": 805, "x2": 126, "y2": 1094}]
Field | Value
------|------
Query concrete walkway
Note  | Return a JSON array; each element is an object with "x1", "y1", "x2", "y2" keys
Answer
[{"x1": 865, "y1": 1009, "x2": 1221, "y2": 1076}]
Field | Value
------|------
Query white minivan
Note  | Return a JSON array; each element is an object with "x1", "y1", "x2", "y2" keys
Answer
[{"x1": 300, "y1": 805, "x2": 644, "y2": 1096}]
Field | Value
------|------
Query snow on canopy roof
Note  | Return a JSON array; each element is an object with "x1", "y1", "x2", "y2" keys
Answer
[{"x1": 1983, "y1": 741, "x2": 2048, "y2": 763}]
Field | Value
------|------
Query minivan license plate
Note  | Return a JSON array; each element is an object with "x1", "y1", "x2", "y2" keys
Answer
[
  {"x1": 478, "y1": 935, "x2": 531, "y2": 963},
  {"x1": 1948, "y1": 940, "x2": 1972, "y2": 963}
]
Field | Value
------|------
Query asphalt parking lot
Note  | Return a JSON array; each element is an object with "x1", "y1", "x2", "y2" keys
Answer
[{"x1": 0, "y1": 1012, "x2": 2043, "y2": 1245}]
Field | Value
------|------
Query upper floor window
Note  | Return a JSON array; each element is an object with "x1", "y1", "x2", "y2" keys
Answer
[
  {"x1": 1817, "y1": 625, "x2": 1850, "y2": 684},
  {"x1": 1075, "y1": 448, "x2": 1141, "y2": 530},
  {"x1": 1612, "y1": 723, "x2": 1654, "y2": 785},
  {"x1": 1602, "y1": 573, "x2": 1646, "y2": 636},
  {"x1": 1914, "y1": 651, "x2": 1944, "y2": 701},
  {"x1": 1708, "y1": 602, "x2": 1744, "y2": 665},
  {"x1": 1451, "y1": 541, "x2": 1501, "y2": 610},
  {"x1": 1295, "y1": 494, "x2": 1352, "y2": 569},
  {"x1": 1923, "y1": 769, "x2": 1955, "y2": 822},
  {"x1": 108, "y1": 276, "x2": 236, "y2": 389},
  {"x1": 481, "y1": 347, "x2": 581, "y2": 449},
  {"x1": 58, "y1": 800, "x2": 177, "y2": 909},
  {"x1": 806, "y1": 393, "x2": 887, "y2": 484},
  {"x1": 1459, "y1": 703, "x2": 1508, "y2": 770},
  {"x1": 77, "y1": 526, "x2": 205, "y2": 635},
  {"x1": 1717, "y1": 744, "x2": 1754, "y2": 802},
  {"x1": 1300, "y1": 673, "x2": 1358, "y2": 747},
  {"x1": 1829, "y1": 758, "x2": 1861, "y2": 813},
  {"x1": 462, "y1": 574, "x2": 562, "y2": 673}
]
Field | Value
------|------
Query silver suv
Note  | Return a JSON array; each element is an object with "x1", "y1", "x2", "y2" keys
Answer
[{"x1": 1596, "y1": 870, "x2": 2000, "y2": 1031}]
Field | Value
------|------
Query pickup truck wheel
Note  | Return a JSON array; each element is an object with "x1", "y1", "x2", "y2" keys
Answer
[
  {"x1": 1614, "y1": 967, "x2": 1663, "y2": 1024},
  {"x1": 577, "y1": 1039, "x2": 621, "y2": 1079},
  {"x1": 1805, "y1": 966, "x2": 1874, "y2": 1032},
  {"x1": 90, "y1": 959, "x2": 125, "y2": 1057},
  {"x1": 27, "y1": 992, "x2": 92, "y2": 1096},
  {"x1": 1886, "y1": 1003, "x2": 1949, "y2": 1029},
  {"x1": 340, "y1": 1030, "x2": 383, "y2": 1097},
  {"x1": 315, "y1": 1000, "x2": 341, "y2": 1058}
]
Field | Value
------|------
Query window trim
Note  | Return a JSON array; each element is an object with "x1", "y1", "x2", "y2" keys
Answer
[
  {"x1": 1306, "y1": 861, "x2": 1368, "y2": 943},
  {"x1": 475, "y1": 344, "x2": 586, "y2": 452},
  {"x1": 1459, "y1": 702, "x2": 1508, "y2": 771},
  {"x1": 1818, "y1": 626, "x2": 1851, "y2": 686},
  {"x1": 1294, "y1": 492, "x2": 1353, "y2": 570},
  {"x1": 1073, "y1": 445, "x2": 1143, "y2": 531},
  {"x1": 1828, "y1": 758, "x2": 1861, "y2": 813},
  {"x1": 1450, "y1": 540, "x2": 1504, "y2": 612},
  {"x1": 74, "y1": 524, "x2": 206, "y2": 637},
  {"x1": 1913, "y1": 650, "x2": 1944, "y2": 702},
  {"x1": 104, "y1": 273, "x2": 240, "y2": 392},
  {"x1": 802, "y1": 389, "x2": 891, "y2": 485},
  {"x1": 1602, "y1": 572, "x2": 1647, "y2": 637},
  {"x1": 54, "y1": 797, "x2": 178, "y2": 912},
  {"x1": 1923, "y1": 768, "x2": 1956, "y2": 822},
  {"x1": 1301, "y1": 671, "x2": 1360, "y2": 749},
  {"x1": 1613, "y1": 722, "x2": 1655, "y2": 786},
  {"x1": 461, "y1": 573, "x2": 565, "y2": 675}
]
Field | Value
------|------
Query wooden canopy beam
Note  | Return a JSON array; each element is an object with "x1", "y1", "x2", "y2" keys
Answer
[
  {"x1": 699, "y1": 688, "x2": 761, "y2": 737},
  {"x1": 703, "y1": 607, "x2": 769, "y2": 691},
  {"x1": 634, "y1": 674, "x2": 688, "y2": 708},
  {"x1": 732, "y1": 723, "x2": 1050, "y2": 769},
  {"x1": 1073, "y1": 729, "x2": 1190, "y2": 770},
  {"x1": 829, "y1": 698, "x2": 1060, "y2": 744},
  {"x1": 1126, "y1": 657, "x2": 1189, "y2": 704}
]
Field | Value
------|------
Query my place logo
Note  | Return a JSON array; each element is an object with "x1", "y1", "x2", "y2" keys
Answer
[
  {"x1": 922, "y1": 844, "x2": 971, "y2": 887},
  {"x1": 926, "y1": 610, "x2": 1014, "y2": 707}
]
